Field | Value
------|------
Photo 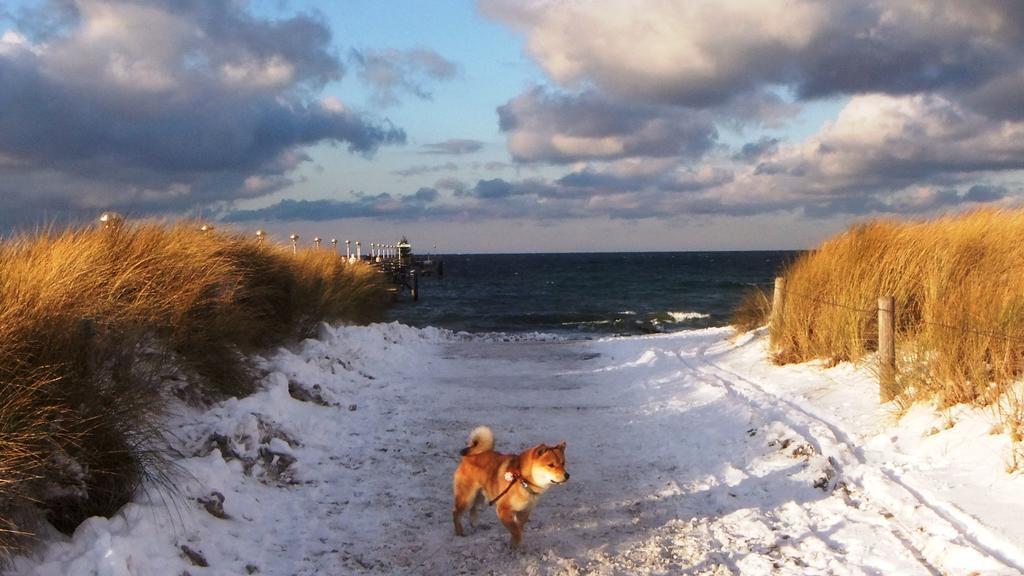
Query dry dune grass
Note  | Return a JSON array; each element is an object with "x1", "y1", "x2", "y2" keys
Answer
[
  {"x1": 0, "y1": 220, "x2": 389, "y2": 556},
  {"x1": 765, "y1": 208, "x2": 1024, "y2": 469},
  {"x1": 730, "y1": 286, "x2": 772, "y2": 333}
]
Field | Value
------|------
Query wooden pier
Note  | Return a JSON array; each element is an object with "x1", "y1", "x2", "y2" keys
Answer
[
  {"x1": 363, "y1": 237, "x2": 440, "y2": 301},
  {"x1": 274, "y1": 232, "x2": 438, "y2": 302}
]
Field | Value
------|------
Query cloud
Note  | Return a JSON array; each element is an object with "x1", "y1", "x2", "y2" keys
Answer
[
  {"x1": 554, "y1": 158, "x2": 678, "y2": 193},
  {"x1": 630, "y1": 94, "x2": 1024, "y2": 218},
  {"x1": 760, "y1": 94, "x2": 1024, "y2": 191},
  {"x1": 471, "y1": 178, "x2": 515, "y2": 199},
  {"x1": 733, "y1": 137, "x2": 781, "y2": 163},
  {"x1": 350, "y1": 47, "x2": 457, "y2": 107},
  {"x1": 964, "y1": 184, "x2": 1008, "y2": 203},
  {"x1": 420, "y1": 139, "x2": 484, "y2": 155},
  {"x1": 800, "y1": 187, "x2": 967, "y2": 218},
  {"x1": 225, "y1": 186, "x2": 444, "y2": 222},
  {"x1": 434, "y1": 176, "x2": 468, "y2": 193},
  {"x1": 481, "y1": 0, "x2": 1024, "y2": 107},
  {"x1": 391, "y1": 162, "x2": 458, "y2": 177},
  {"x1": 792, "y1": 2, "x2": 1023, "y2": 100},
  {"x1": 0, "y1": 0, "x2": 405, "y2": 226},
  {"x1": 412, "y1": 186, "x2": 440, "y2": 202},
  {"x1": 497, "y1": 87, "x2": 717, "y2": 163},
  {"x1": 962, "y1": 67, "x2": 1024, "y2": 121},
  {"x1": 483, "y1": 161, "x2": 512, "y2": 172}
]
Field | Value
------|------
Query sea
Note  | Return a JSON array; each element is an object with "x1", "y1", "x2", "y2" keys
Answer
[{"x1": 385, "y1": 251, "x2": 799, "y2": 337}]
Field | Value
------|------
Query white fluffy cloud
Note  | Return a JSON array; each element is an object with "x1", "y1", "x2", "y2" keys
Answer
[
  {"x1": 498, "y1": 87, "x2": 717, "y2": 163},
  {"x1": 482, "y1": 0, "x2": 824, "y2": 105},
  {"x1": 481, "y1": 0, "x2": 1024, "y2": 104},
  {"x1": 761, "y1": 94, "x2": 1024, "y2": 191}
]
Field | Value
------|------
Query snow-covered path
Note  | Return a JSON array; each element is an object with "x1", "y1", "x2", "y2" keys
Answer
[{"x1": 12, "y1": 324, "x2": 1024, "y2": 575}]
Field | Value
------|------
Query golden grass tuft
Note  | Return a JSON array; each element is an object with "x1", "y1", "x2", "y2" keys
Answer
[
  {"x1": 0, "y1": 220, "x2": 390, "y2": 556},
  {"x1": 767, "y1": 208, "x2": 1024, "y2": 469},
  {"x1": 289, "y1": 248, "x2": 390, "y2": 336},
  {"x1": 730, "y1": 286, "x2": 773, "y2": 333}
]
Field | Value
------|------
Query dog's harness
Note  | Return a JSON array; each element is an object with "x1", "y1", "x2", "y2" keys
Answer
[{"x1": 488, "y1": 469, "x2": 540, "y2": 506}]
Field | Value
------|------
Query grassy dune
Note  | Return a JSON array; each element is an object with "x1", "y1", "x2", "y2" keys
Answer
[
  {"x1": 0, "y1": 221, "x2": 389, "y2": 555},
  {"x1": 738, "y1": 209, "x2": 1024, "y2": 470}
]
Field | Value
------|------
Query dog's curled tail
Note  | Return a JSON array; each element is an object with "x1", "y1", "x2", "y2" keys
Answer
[{"x1": 460, "y1": 426, "x2": 494, "y2": 456}]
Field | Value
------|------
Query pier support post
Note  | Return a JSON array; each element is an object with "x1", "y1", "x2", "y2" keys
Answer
[
  {"x1": 878, "y1": 296, "x2": 898, "y2": 402},
  {"x1": 410, "y1": 269, "x2": 419, "y2": 301}
]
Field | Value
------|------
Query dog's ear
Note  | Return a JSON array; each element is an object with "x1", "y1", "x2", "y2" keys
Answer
[
  {"x1": 556, "y1": 441, "x2": 566, "y2": 451},
  {"x1": 535, "y1": 444, "x2": 548, "y2": 456}
]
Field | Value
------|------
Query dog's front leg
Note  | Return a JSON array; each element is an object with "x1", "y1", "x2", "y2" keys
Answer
[
  {"x1": 515, "y1": 508, "x2": 531, "y2": 528},
  {"x1": 496, "y1": 504, "x2": 523, "y2": 548}
]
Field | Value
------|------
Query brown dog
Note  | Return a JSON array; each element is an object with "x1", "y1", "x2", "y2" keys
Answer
[{"x1": 452, "y1": 426, "x2": 569, "y2": 548}]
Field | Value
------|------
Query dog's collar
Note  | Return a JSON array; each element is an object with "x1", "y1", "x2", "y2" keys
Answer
[
  {"x1": 488, "y1": 469, "x2": 540, "y2": 506},
  {"x1": 511, "y1": 471, "x2": 541, "y2": 496}
]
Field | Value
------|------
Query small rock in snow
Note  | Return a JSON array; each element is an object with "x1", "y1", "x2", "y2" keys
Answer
[
  {"x1": 180, "y1": 545, "x2": 208, "y2": 567},
  {"x1": 197, "y1": 491, "x2": 228, "y2": 519}
]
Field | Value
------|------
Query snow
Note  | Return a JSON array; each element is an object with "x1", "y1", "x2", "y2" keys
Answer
[{"x1": 10, "y1": 323, "x2": 1024, "y2": 575}]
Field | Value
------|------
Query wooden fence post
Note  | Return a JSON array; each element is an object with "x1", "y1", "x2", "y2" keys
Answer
[
  {"x1": 770, "y1": 277, "x2": 786, "y2": 334},
  {"x1": 878, "y1": 296, "x2": 898, "y2": 402}
]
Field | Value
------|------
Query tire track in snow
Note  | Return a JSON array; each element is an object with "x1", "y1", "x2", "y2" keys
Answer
[
  {"x1": 672, "y1": 348, "x2": 942, "y2": 576},
  {"x1": 683, "y1": 335, "x2": 1024, "y2": 575}
]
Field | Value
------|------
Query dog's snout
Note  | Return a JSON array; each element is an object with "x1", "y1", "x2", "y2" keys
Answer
[{"x1": 564, "y1": 472, "x2": 570, "y2": 481}]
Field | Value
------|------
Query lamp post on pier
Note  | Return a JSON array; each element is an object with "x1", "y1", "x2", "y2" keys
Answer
[{"x1": 98, "y1": 212, "x2": 124, "y2": 230}]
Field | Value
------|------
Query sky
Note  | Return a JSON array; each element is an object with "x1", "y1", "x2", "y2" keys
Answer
[{"x1": 1, "y1": 0, "x2": 1023, "y2": 252}]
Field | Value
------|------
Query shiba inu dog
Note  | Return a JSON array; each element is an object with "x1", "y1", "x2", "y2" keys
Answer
[{"x1": 452, "y1": 425, "x2": 569, "y2": 548}]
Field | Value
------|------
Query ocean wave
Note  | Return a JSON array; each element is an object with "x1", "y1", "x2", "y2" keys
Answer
[
  {"x1": 466, "y1": 331, "x2": 567, "y2": 343},
  {"x1": 561, "y1": 319, "x2": 613, "y2": 326},
  {"x1": 528, "y1": 310, "x2": 717, "y2": 335},
  {"x1": 667, "y1": 311, "x2": 711, "y2": 322}
]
